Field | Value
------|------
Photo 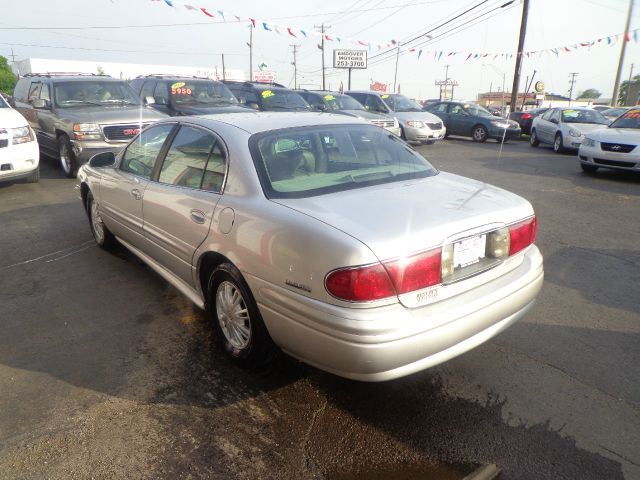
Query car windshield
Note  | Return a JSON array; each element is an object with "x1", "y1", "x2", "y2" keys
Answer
[
  {"x1": 170, "y1": 80, "x2": 238, "y2": 105},
  {"x1": 602, "y1": 107, "x2": 629, "y2": 117},
  {"x1": 54, "y1": 81, "x2": 140, "y2": 108},
  {"x1": 609, "y1": 109, "x2": 640, "y2": 129},
  {"x1": 384, "y1": 94, "x2": 422, "y2": 112},
  {"x1": 250, "y1": 124, "x2": 438, "y2": 199},
  {"x1": 0, "y1": 96, "x2": 8, "y2": 108},
  {"x1": 321, "y1": 93, "x2": 365, "y2": 111},
  {"x1": 259, "y1": 89, "x2": 310, "y2": 111},
  {"x1": 464, "y1": 104, "x2": 494, "y2": 117},
  {"x1": 561, "y1": 109, "x2": 609, "y2": 124}
]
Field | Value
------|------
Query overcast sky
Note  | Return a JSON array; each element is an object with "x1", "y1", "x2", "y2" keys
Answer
[{"x1": 1, "y1": 0, "x2": 638, "y2": 100}]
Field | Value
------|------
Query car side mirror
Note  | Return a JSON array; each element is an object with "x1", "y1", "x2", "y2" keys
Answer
[
  {"x1": 88, "y1": 151, "x2": 116, "y2": 168},
  {"x1": 247, "y1": 102, "x2": 260, "y2": 110},
  {"x1": 550, "y1": 118, "x2": 558, "y2": 124},
  {"x1": 32, "y1": 99, "x2": 50, "y2": 109},
  {"x1": 144, "y1": 96, "x2": 156, "y2": 106}
]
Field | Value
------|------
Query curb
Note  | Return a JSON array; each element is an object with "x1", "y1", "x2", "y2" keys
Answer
[{"x1": 462, "y1": 464, "x2": 501, "y2": 480}]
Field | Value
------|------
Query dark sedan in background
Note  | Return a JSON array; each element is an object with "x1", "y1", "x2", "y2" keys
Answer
[
  {"x1": 425, "y1": 101, "x2": 521, "y2": 142},
  {"x1": 509, "y1": 108, "x2": 549, "y2": 135}
]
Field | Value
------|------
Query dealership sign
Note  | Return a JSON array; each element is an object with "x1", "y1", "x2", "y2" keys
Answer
[
  {"x1": 333, "y1": 50, "x2": 367, "y2": 69},
  {"x1": 252, "y1": 71, "x2": 276, "y2": 83}
]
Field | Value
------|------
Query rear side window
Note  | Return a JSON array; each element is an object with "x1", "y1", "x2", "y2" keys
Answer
[
  {"x1": 158, "y1": 125, "x2": 221, "y2": 190},
  {"x1": 28, "y1": 82, "x2": 41, "y2": 101},
  {"x1": 154, "y1": 82, "x2": 169, "y2": 105},
  {"x1": 121, "y1": 124, "x2": 175, "y2": 178},
  {"x1": 432, "y1": 103, "x2": 449, "y2": 114}
]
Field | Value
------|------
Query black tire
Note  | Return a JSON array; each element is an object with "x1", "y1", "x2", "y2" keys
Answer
[
  {"x1": 471, "y1": 125, "x2": 488, "y2": 143},
  {"x1": 25, "y1": 167, "x2": 40, "y2": 183},
  {"x1": 207, "y1": 263, "x2": 276, "y2": 368},
  {"x1": 425, "y1": 140, "x2": 435, "y2": 145},
  {"x1": 553, "y1": 133, "x2": 565, "y2": 153},
  {"x1": 86, "y1": 191, "x2": 117, "y2": 250},
  {"x1": 58, "y1": 134, "x2": 79, "y2": 178},
  {"x1": 530, "y1": 129, "x2": 540, "y2": 147},
  {"x1": 581, "y1": 163, "x2": 599, "y2": 174}
]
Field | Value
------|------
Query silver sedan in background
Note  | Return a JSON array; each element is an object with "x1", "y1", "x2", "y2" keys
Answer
[
  {"x1": 77, "y1": 112, "x2": 543, "y2": 381},
  {"x1": 530, "y1": 107, "x2": 609, "y2": 153}
]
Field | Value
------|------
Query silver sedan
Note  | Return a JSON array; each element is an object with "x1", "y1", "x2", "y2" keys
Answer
[{"x1": 77, "y1": 112, "x2": 543, "y2": 382}]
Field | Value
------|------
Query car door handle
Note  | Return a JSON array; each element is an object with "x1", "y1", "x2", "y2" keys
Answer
[
  {"x1": 190, "y1": 209, "x2": 206, "y2": 224},
  {"x1": 131, "y1": 188, "x2": 142, "y2": 200}
]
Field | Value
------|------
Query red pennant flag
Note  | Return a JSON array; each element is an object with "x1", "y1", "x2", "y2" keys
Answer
[
  {"x1": 563, "y1": 46, "x2": 571, "y2": 52},
  {"x1": 465, "y1": 53, "x2": 472, "y2": 60},
  {"x1": 287, "y1": 27, "x2": 296, "y2": 37},
  {"x1": 200, "y1": 7, "x2": 214, "y2": 17},
  {"x1": 625, "y1": 32, "x2": 631, "y2": 42},
  {"x1": 358, "y1": 40, "x2": 367, "y2": 46},
  {"x1": 325, "y1": 34, "x2": 332, "y2": 41},
  {"x1": 249, "y1": 18, "x2": 256, "y2": 27}
]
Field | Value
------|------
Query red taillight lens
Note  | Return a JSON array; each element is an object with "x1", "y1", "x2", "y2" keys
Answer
[
  {"x1": 383, "y1": 248, "x2": 442, "y2": 294},
  {"x1": 325, "y1": 248, "x2": 442, "y2": 302},
  {"x1": 325, "y1": 263, "x2": 396, "y2": 301},
  {"x1": 508, "y1": 216, "x2": 537, "y2": 256},
  {"x1": 521, "y1": 113, "x2": 533, "y2": 119}
]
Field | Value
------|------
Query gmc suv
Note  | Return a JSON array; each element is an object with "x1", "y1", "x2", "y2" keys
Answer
[{"x1": 13, "y1": 73, "x2": 167, "y2": 177}]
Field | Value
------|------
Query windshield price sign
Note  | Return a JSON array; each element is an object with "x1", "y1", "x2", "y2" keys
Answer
[{"x1": 333, "y1": 50, "x2": 367, "y2": 69}]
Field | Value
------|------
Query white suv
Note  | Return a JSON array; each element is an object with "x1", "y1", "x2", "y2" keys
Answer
[{"x1": 0, "y1": 94, "x2": 39, "y2": 183}]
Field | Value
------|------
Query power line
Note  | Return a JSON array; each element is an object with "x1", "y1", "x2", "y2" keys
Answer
[{"x1": 0, "y1": 41, "x2": 245, "y2": 56}]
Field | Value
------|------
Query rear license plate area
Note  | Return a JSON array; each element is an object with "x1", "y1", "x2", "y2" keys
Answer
[{"x1": 453, "y1": 234, "x2": 486, "y2": 269}]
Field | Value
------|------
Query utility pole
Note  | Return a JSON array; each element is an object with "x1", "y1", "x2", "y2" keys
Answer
[
  {"x1": 248, "y1": 24, "x2": 253, "y2": 82},
  {"x1": 568, "y1": 72, "x2": 578, "y2": 106},
  {"x1": 611, "y1": 0, "x2": 634, "y2": 106},
  {"x1": 314, "y1": 24, "x2": 330, "y2": 90},
  {"x1": 393, "y1": 44, "x2": 400, "y2": 93},
  {"x1": 290, "y1": 44, "x2": 299, "y2": 89},
  {"x1": 221, "y1": 53, "x2": 226, "y2": 80},
  {"x1": 510, "y1": 0, "x2": 530, "y2": 114},
  {"x1": 625, "y1": 63, "x2": 635, "y2": 105}
]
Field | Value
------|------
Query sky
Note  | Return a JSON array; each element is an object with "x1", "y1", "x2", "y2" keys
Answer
[{"x1": 1, "y1": 0, "x2": 638, "y2": 101}]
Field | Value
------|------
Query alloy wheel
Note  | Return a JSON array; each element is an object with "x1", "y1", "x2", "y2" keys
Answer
[{"x1": 216, "y1": 281, "x2": 252, "y2": 350}]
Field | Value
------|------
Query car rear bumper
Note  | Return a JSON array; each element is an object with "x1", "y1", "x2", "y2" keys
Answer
[
  {"x1": 251, "y1": 245, "x2": 543, "y2": 382},
  {"x1": 488, "y1": 126, "x2": 521, "y2": 140},
  {"x1": 579, "y1": 145, "x2": 640, "y2": 171}
]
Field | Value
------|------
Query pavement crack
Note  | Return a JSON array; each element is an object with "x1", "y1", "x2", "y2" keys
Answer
[
  {"x1": 301, "y1": 392, "x2": 328, "y2": 478},
  {"x1": 493, "y1": 342, "x2": 640, "y2": 411},
  {"x1": 599, "y1": 445, "x2": 640, "y2": 468}
]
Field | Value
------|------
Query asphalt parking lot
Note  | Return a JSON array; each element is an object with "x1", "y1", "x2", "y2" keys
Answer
[{"x1": 1, "y1": 137, "x2": 638, "y2": 480}]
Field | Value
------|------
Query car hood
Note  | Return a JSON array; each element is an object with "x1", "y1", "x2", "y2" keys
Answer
[
  {"x1": 585, "y1": 127, "x2": 640, "y2": 143},
  {"x1": 274, "y1": 171, "x2": 533, "y2": 261},
  {"x1": 563, "y1": 123, "x2": 607, "y2": 135},
  {"x1": 56, "y1": 105, "x2": 168, "y2": 124},
  {"x1": 175, "y1": 104, "x2": 250, "y2": 115},
  {"x1": 393, "y1": 111, "x2": 442, "y2": 123},
  {"x1": 336, "y1": 109, "x2": 392, "y2": 120},
  {"x1": 0, "y1": 107, "x2": 29, "y2": 128}
]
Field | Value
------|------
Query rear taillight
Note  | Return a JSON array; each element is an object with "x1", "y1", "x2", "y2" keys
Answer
[
  {"x1": 508, "y1": 216, "x2": 537, "y2": 256},
  {"x1": 521, "y1": 113, "x2": 533, "y2": 119},
  {"x1": 325, "y1": 217, "x2": 537, "y2": 302},
  {"x1": 325, "y1": 248, "x2": 442, "y2": 302}
]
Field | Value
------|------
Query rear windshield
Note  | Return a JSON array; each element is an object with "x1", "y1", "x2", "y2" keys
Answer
[
  {"x1": 259, "y1": 90, "x2": 310, "y2": 111},
  {"x1": 249, "y1": 124, "x2": 438, "y2": 199},
  {"x1": 170, "y1": 80, "x2": 238, "y2": 106},
  {"x1": 609, "y1": 109, "x2": 640, "y2": 129},
  {"x1": 561, "y1": 109, "x2": 608, "y2": 124},
  {"x1": 322, "y1": 93, "x2": 364, "y2": 111},
  {"x1": 54, "y1": 81, "x2": 140, "y2": 108}
]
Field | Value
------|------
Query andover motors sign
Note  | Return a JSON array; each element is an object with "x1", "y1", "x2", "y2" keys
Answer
[{"x1": 333, "y1": 50, "x2": 367, "y2": 69}]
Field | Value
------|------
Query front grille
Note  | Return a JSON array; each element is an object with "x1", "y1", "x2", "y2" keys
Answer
[
  {"x1": 0, "y1": 139, "x2": 8, "y2": 148},
  {"x1": 103, "y1": 123, "x2": 149, "y2": 141},
  {"x1": 370, "y1": 119, "x2": 395, "y2": 128},
  {"x1": 600, "y1": 142, "x2": 636, "y2": 153},
  {"x1": 426, "y1": 122, "x2": 442, "y2": 130},
  {"x1": 593, "y1": 158, "x2": 637, "y2": 168}
]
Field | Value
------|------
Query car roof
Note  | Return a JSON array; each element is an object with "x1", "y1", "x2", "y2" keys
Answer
[
  {"x1": 223, "y1": 81, "x2": 287, "y2": 90},
  {"x1": 183, "y1": 111, "x2": 368, "y2": 135}
]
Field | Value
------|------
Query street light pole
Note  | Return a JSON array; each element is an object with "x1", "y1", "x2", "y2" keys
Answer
[{"x1": 611, "y1": 0, "x2": 634, "y2": 106}]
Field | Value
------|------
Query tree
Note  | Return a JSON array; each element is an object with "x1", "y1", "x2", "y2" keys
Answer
[
  {"x1": 618, "y1": 74, "x2": 640, "y2": 106},
  {"x1": 0, "y1": 56, "x2": 17, "y2": 97},
  {"x1": 578, "y1": 88, "x2": 601, "y2": 99}
]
